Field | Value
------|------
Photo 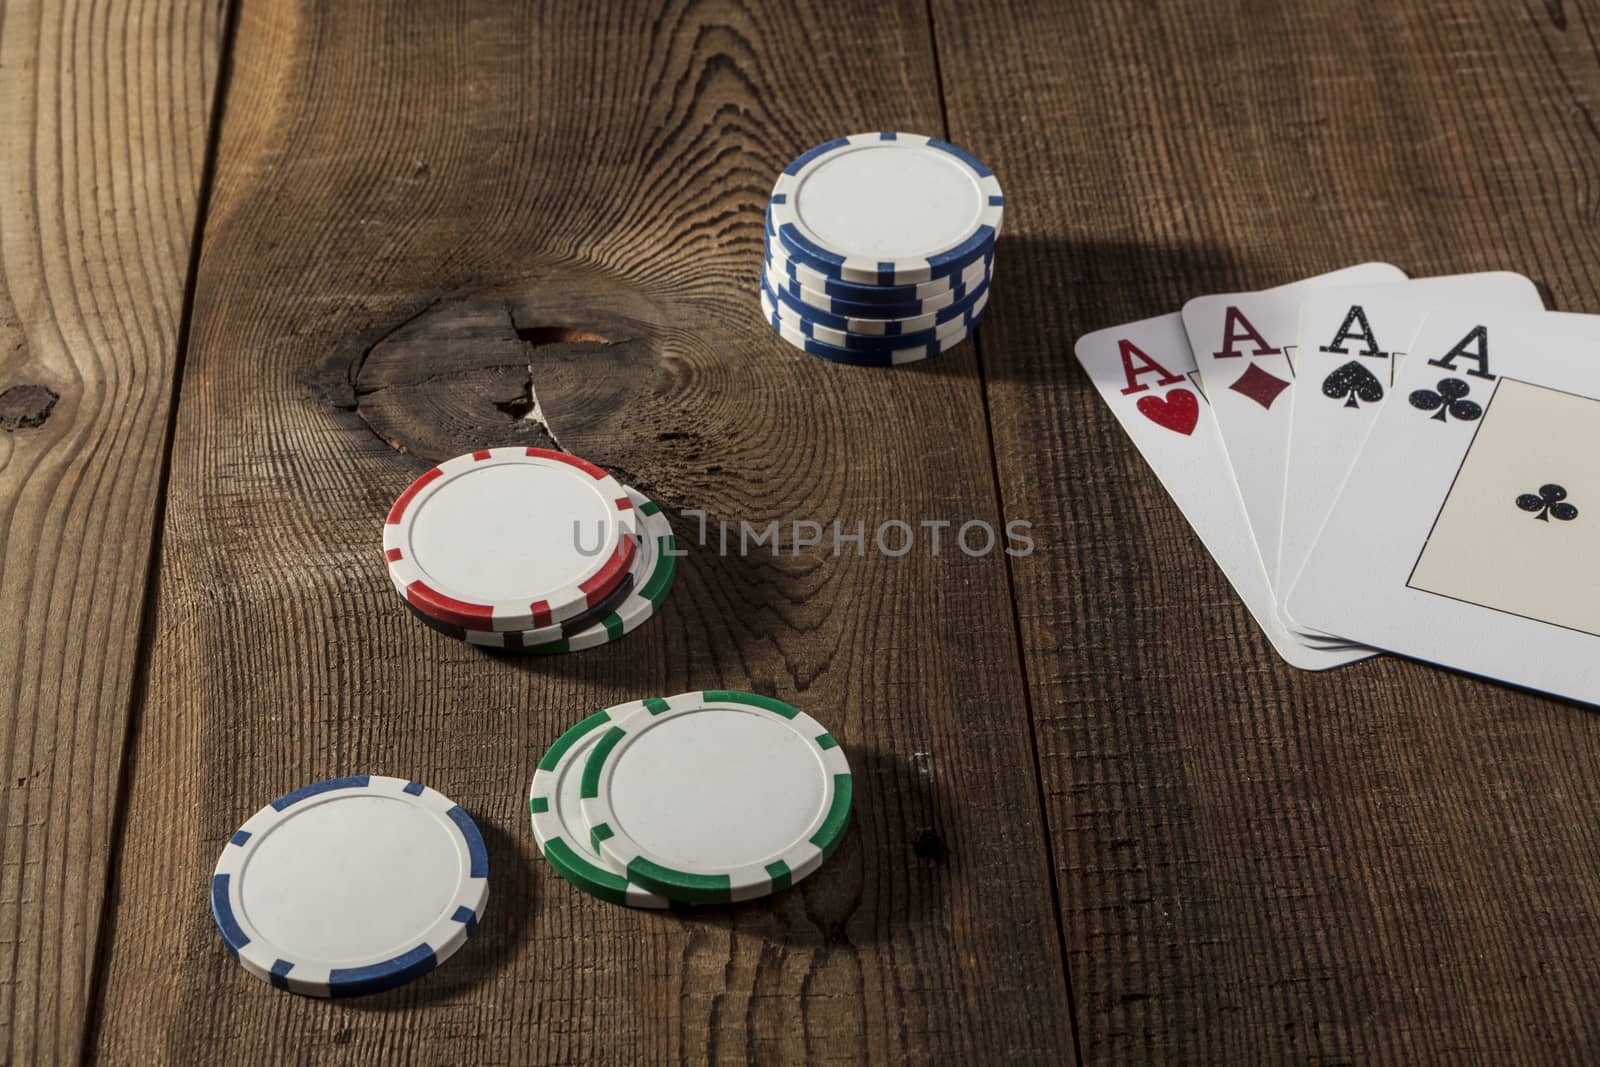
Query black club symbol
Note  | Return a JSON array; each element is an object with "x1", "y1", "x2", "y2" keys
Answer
[
  {"x1": 1408, "y1": 377, "x2": 1482, "y2": 422},
  {"x1": 1516, "y1": 483, "x2": 1579, "y2": 522}
]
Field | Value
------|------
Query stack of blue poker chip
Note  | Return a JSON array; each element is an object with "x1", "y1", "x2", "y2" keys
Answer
[{"x1": 759, "y1": 132, "x2": 1003, "y2": 367}]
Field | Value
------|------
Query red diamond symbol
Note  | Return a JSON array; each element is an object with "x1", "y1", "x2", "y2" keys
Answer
[{"x1": 1229, "y1": 363, "x2": 1291, "y2": 409}]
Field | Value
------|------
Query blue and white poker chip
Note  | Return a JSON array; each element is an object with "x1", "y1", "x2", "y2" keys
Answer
[
  {"x1": 764, "y1": 227, "x2": 989, "y2": 306},
  {"x1": 768, "y1": 132, "x2": 1003, "y2": 286},
  {"x1": 211, "y1": 775, "x2": 489, "y2": 997},
  {"x1": 760, "y1": 283, "x2": 986, "y2": 355},
  {"x1": 763, "y1": 262, "x2": 993, "y2": 336},
  {"x1": 764, "y1": 251, "x2": 980, "y2": 318},
  {"x1": 761, "y1": 287, "x2": 987, "y2": 366}
]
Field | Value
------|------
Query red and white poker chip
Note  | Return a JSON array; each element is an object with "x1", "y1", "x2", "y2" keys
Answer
[{"x1": 383, "y1": 447, "x2": 639, "y2": 631}]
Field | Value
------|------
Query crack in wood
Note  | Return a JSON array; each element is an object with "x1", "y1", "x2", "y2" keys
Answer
[
  {"x1": 502, "y1": 304, "x2": 631, "y2": 452},
  {"x1": 329, "y1": 287, "x2": 656, "y2": 463}
]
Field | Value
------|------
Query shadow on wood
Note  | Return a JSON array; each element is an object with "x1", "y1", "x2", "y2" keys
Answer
[{"x1": 900, "y1": 236, "x2": 1260, "y2": 384}]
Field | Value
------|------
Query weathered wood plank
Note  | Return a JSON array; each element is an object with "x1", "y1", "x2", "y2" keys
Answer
[
  {"x1": 0, "y1": 0, "x2": 222, "y2": 1062},
  {"x1": 89, "y1": 2, "x2": 1075, "y2": 1062},
  {"x1": 935, "y1": 0, "x2": 1600, "y2": 1061}
]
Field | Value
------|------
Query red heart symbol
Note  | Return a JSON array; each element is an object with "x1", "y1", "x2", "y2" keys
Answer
[{"x1": 1136, "y1": 388, "x2": 1199, "y2": 435}]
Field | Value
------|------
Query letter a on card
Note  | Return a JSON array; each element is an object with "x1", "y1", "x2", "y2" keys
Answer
[
  {"x1": 1074, "y1": 311, "x2": 1372, "y2": 671},
  {"x1": 1181, "y1": 263, "x2": 1407, "y2": 593}
]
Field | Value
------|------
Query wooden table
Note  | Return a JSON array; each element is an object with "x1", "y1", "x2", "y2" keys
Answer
[{"x1": 6, "y1": 1, "x2": 1600, "y2": 1062}]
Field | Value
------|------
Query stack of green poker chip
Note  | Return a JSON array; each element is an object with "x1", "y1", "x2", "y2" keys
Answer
[{"x1": 530, "y1": 690, "x2": 853, "y2": 907}]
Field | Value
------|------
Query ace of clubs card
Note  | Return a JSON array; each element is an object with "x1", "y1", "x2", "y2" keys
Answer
[
  {"x1": 1288, "y1": 309, "x2": 1600, "y2": 705},
  {"x1": 1279, "y1": 272, "x2": 1544, "y2": 635}
]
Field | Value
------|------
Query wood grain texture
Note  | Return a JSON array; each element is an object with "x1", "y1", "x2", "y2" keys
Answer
[
  {"x1": 87, "y1": 1, "x2": 1075, "y2": 1063},
  {"x1": 0, "y1": 1, "x2": 221, "y2": 1063},
  {"x1": 933, "y1": 0, "x2": 1600, "y2": 1061}
]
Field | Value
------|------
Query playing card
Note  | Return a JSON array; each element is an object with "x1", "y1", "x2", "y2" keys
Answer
[
  {"x1": 1287, "y1": 309, "x2": 1600, "y2": 705},
  {"x1": 1074, "y1": 312, "x2": 1367, "y2": 671},
  {"x1": 1182, "y1": 264, "x2": 1406, "y2": 606},
  {"x1": 1279, "y1": 273, "x2": 1544, "y2": 637}
]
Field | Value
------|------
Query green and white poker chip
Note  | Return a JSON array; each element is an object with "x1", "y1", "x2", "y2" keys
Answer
[
  {"x1": 525, "y1": 487, "x2": 677, "y2": 655},
  {"x1": 528, "y1": 702, "x2": 671, "y2": 909},
  {"x1": 578, "y1": 690, "x2": 852, "y2": 904}
]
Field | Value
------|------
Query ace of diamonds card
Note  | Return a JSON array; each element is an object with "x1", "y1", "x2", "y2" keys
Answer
[{"x1": 1181, "y1": 263, "x2": 1406, "y2": 594}]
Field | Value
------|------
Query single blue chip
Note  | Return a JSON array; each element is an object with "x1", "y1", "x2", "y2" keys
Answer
[
  {"x1": 210, "y1": 775, "x2": 489, "y2": 998},
  {"x1": 766, "y1": 132, "x2": 1003, "y2": 286}
]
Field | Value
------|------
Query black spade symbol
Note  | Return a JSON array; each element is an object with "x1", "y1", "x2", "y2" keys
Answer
[
  {"x1": 1321, "y1": 361, "x2": 1385, "y2": 409},
  {"x1": 1408, "y1": 377, "x2": 1482, "y2": 423},
  {"x1": 1516, "y1": 483, "x2": 1579, "y2": 522}
]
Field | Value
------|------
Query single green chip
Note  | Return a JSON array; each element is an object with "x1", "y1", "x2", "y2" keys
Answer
[{"x1": 578, "y1": 690, "x2": 852, "y2": 905}]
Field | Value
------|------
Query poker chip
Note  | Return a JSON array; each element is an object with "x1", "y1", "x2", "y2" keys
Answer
[
  {"x1": 765, "y1": 266, "x2": 993, "y2": 337},
  {"x1": 528, "y1": 702, "x2": 672, "y2": 908},
  {"x1": 211, "y1": 775, "x2": 489, "y2": 997},
  {"x1": 765, "y1": 232, "x2": 990, "y2": 306},
  {"x1": 524, "y1": 487, "x2": 677, "y2": 655},
  {"x1": 761, "y1": 285, "x2": 988, "y2": 356},
  {"x1": 761, "y1": 287, "x2": 987, "y2": 366},
  {"x1": 397, "y1": 570, "x2": 637, "y2": 650},
  {"x1": 767, "y1": 132, "x2": 1003, "y2": 286},
  {"x1": 755, "y1": 138, "x2": 1000, "y2": 368},
  {"x1": 384, "y1": 447, "x2": 639, "y2": 632},
  {"x1": 394, "y1": 484, "x2": 676, "y2": 653},
  {"x1": 578, "y1": 690, "x2": 853, "y2": 904},
  {"x1": 758, "y1": 207, "x2": 985, "y2": 308},
  {"x1": 765, "y1": 256, "x2": 978, "y2": 317}
]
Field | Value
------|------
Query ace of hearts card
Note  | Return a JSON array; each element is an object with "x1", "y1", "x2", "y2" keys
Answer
[{"x1": 1074, "y1": 312, "x2": 1367, "y2": 671}]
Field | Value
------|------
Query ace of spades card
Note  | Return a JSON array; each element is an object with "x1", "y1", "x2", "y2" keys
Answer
[
  {"x1": 1182, "y1": 263, "x2": 1406, "y2": 603},
  {"x1": 1279, "y1": 272, "x2": 1544, "y2": 636},
  {"x1": 1288, "y1": 309, "x2": 1600, "y2": 705},
  {"x1": 1074, "y1": 312, "x2": 1367, "y2": 671}
]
